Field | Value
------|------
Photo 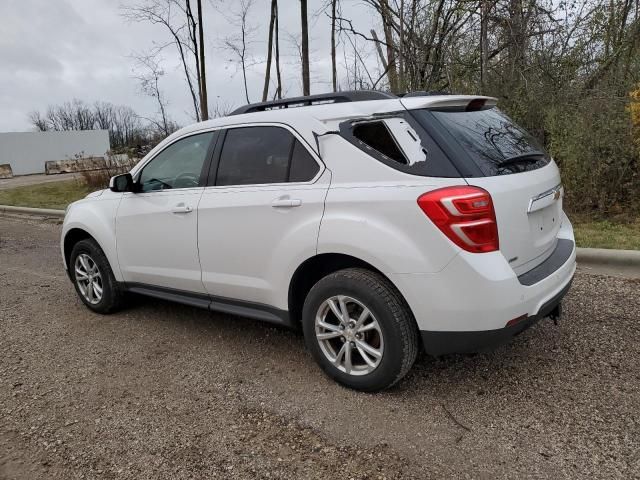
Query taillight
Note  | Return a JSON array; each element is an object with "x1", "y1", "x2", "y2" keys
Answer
[{"x1": 417, "y1": 186, "x2": 499, "y2": 253}]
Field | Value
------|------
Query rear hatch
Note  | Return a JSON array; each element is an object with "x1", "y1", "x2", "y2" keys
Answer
[{"x1": 408, "y1": 102, "x2": 564, "y2": 275}]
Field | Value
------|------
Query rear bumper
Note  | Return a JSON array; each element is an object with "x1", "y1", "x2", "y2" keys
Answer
[
  {"x1": 420, "y1": 277, "x2": 572, "y2": 356},
  {"x1": 391, "y1": 217, "x2": 576, "y2": 352}
]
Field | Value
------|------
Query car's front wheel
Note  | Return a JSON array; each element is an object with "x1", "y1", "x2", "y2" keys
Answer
[
  {"x1": 302, "y1": 268, "x2": 419, "y2": 391},
  {"x1": 70, "y1": 239, "x2": 124, "y2": 314}
]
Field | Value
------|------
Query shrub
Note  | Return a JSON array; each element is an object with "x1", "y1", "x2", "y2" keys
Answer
[
  {"x1": 80, "y1": 152, "x2": 140, "y2": 191},
  {"x1": 544, "y1": 94, "x2": 639, "y2": 215}
]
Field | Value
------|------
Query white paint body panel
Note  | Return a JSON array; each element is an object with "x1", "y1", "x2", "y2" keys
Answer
[
  {"x1": 198, "y1": 170, "x2": 330, "y2": 308},
  {"x1": 115, "y1": 188, "x2": 206, "y2": 293},
  {"x1": 61, "y1": 189, "x2": 123, "y2": 281},
  {"x1": 392, "y1": 214, "x2": 575, "y2": 331},
  {"x1": 62, "y1": 95, "x2": 576, "y2": 337},
  {"x1": 468, "y1": 161, "x2": 563, "y2": 275}
]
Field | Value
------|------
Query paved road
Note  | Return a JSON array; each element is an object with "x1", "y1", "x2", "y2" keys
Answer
[
  {"x1": 0, "y1": 173, "x2": 79, "y2": 191},
  {"x1": 1, "y1": 215, "x2": 638, "y2": 479}
]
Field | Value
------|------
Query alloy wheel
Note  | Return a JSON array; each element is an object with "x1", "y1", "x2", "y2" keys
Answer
[
  {"x1": 74, "y1": 253, "x2": 103, "y2": 305},
  {"x1": 315, "y1": 295, "x2": 384, "y2": 376}
]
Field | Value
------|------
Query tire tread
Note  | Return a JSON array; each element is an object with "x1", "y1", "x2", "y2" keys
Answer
[
  {"x1": 71, "y1": 239, "x2": 124, "y2": 314},
  {"x1": 303, "y1": 267, "x2": 419, "y2": 391}
]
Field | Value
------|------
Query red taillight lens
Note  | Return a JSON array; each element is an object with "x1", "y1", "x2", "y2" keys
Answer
[{"x1": 417, "y1": 186, "x2": 499, "y2": 253}]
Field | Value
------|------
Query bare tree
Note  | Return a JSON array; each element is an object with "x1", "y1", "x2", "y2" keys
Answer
[
  {"x1": 223, "y1": 0, "x2": 255, "y2": 104},
  {"x1": 330, "y1": 0, "x2": 339, "y2": 91},
  {"x1": 262, "y1": 0, "x2": 278, "y2": 101},
  {"x1": 28, "y1": 111, "x2": 49, "y2": 131},
  {"x1": 196, "y1": 0, "x2": 208, "y2": 120},
  {"x1": 300, "y1": 0, "x2": 311, "y2": 95},
  {"x1": 274, "y1": 0, "x2": 282, "y2": 99},
  {"x1": 379, "y1": 0, "x2": 398, "y2": 92},
  {"x1": 122, "y1": 0, "x2": 201, "y2": 121},
  {"x1": 29, "y1": 100, "x2": 145, "y2": 149},
  {"x1": 133, "y1": 55, "x2": 171, "y2": 137}
]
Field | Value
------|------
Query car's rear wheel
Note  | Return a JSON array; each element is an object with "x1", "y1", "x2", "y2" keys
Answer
[
  {"x1": 70, "y1": 239, "x2": 124, "y2": 314},
  {"x1": 302, "y1": 268, "x2": 419, "y2": 391}
]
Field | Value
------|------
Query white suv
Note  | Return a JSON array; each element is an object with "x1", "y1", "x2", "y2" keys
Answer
[{"x1": 61, "y1": 91, "x2": 576, "y2": 391}]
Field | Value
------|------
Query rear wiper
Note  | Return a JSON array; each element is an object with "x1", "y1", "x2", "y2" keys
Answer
[{"x1": 497, "y1": 152, "x2": 546, "y2": 168}]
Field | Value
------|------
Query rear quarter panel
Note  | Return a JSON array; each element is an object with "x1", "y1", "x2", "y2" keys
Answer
[{"x1": 317, "y1": 136, "x2": 462, "y2": 275}]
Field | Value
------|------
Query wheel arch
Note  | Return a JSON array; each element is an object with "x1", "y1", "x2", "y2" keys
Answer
[
  {"x1": 62, "y1": 225, "x2": 121, "y2": 281},
  {"x1": 287, "y1": 252, "x2": 407, "y2": 326}
]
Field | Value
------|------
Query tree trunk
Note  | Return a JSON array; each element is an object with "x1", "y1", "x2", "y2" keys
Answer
[
  {"x1": 398, "y1": 0, "x2": 404, "y2": 91},
  {"x1": 480, "y1": 0, "x2": 489, "y2": 92},
  {"x1": 197, "y1": 0, "x2": 208, "y2": 121},
  {"x1": 262, "y1": 0, "x2": 277, "y2": 101},
  {"x1": 300, "y1": 0, "x2": 310, "y2": 95},
  {"x1": 274, "y1": 0, "x2": 282, "y2": 99},
  {"x1": 186, "y1": 0, "x2": 201, "y2": 121},
  {"x1": 379, "y1": 0, "x2": 398, "y2": 92},
  {"x1": 331, "y1": 0, "x2": 338, "y2": 92},
  {"x1": 371, "y1": 30, "x2": 389, "y2": 74}
]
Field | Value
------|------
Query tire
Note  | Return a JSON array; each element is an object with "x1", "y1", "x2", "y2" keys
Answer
[
  {"x1": 69, "y1": 238, "x2": 125, "y2": 314},
  {"x1": 301, "y1": 268, "x2": 419, "y2": 392}
]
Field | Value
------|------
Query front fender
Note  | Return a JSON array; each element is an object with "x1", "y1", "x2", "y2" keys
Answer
[{"x1": 61, "y1": 193, "x2": 123, "y2": 281}]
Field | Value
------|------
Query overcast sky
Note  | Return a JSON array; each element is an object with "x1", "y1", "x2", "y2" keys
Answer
[{"x1": 0, "y1": 0, "x2": 380, "y2": 133}]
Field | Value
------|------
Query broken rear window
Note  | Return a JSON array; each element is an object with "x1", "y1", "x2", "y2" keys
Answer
[{"x1": 339, "y1": 113, "x2": 460, "y2": 178}]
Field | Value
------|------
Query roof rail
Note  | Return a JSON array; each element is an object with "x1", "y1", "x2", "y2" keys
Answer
[{"x1": 229, "y1": 90, "x2": 396, "y2": 115}]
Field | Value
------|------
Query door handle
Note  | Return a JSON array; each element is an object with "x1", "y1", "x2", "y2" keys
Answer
[
  {"x1": 171, "y1": 204, "x2": 193, "y2": 214},
  {"x1": 271, "y1": 198, "x2": 302, "y2": 208}
]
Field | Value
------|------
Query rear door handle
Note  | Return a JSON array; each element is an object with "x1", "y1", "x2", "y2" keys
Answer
[
  {"x1": 171, "y1": 204, "x2": 193, "y2": 214},
  {"x1": 271, "y1": 198, "x2": 302, "y2": 208}
]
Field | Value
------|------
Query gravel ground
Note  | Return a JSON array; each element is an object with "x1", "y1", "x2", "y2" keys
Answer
[{"x1": 1, "y1": 215, "x2": 639, "y2": 479}]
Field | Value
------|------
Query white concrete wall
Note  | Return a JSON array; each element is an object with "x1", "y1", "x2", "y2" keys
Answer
[{"x1": 0, "y1": 130, "x2": 110, "y2": 175}]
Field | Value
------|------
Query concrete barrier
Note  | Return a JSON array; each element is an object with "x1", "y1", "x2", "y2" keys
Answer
[
  {"x1": 0, "y1": 205, "x2": 65, "y2": 218},
  {"x1": 576, "y1": 247, "x2": 640, "y2": 268},
  {"x1": 45, "y1": 157, "x2": 108, "y2": 175},
  {"x1": 0, "y1": 164, "x2": 13, "y2": 179}
]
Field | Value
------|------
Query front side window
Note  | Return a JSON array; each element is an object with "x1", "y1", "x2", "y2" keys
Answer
[
  {"x1": 138, "y1": 132, "x2": 214, "y2": 192},
  {"x1": 215, "y1": 126, "x2": 319, "y2": 186}
]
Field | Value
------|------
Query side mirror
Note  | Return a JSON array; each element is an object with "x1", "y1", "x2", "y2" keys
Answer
[{"x1": 109, "y1": 173, "x2": 134, "y2": 193}]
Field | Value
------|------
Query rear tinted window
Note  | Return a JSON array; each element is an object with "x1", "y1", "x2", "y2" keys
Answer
[
  {"x1": 215, "y1": 126, "x2": 320, "y2": 186},
  {"x1": 289, "y1": 140, "x2": 320, "y2": 182},
  {"x1": 425, "y1": 108, "x2": 550, "y2": 176}
]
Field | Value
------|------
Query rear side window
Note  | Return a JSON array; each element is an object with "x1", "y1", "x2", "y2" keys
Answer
[
  {"x1": 289, "y1": 140, "x2": 320, "y2": 182},
  {"x1": 422, "y1": 108, "x2": 550, "y2": 176},
  {"x1": 215, "y1": 126, "x2": 319, "y2": 186},
  {"x1": 339, "y1": 113, "x2": 460, "y2": 177},
  {"x1": 352, "y1": 122, "x2": 406, "y2": 163}
]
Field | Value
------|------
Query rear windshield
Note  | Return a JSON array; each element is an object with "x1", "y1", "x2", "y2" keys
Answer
[{"x1": 420, "y1": 108, "x2": 550, "y2": 176}]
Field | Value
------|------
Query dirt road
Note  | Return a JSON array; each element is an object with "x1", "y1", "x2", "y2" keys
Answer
[{"x1": 1, "y1": 215, "x2": 638, "y2": 479}]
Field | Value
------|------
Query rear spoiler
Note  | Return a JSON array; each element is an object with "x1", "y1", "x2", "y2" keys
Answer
[{"x1": 400, "y1": 95, "x2": 498, "y2": 112}]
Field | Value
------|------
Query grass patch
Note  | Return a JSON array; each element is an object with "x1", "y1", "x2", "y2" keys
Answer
[
  {"x1": 571, "y1": 214, "x2": 640, "y2": 250},
  {"x1": 0, "y1": 180, "x2": 92, "y2": 210}
]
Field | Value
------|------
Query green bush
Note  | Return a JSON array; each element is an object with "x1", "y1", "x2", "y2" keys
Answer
[{"x1": 543, "y1": 95, "x2": 639, "y2": 215}]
